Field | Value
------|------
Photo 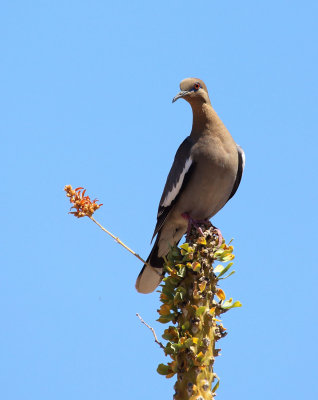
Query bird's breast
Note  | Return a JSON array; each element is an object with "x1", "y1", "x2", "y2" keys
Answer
[{"x1": 176, "y1": 135, "x2": 238, "y2": 219}]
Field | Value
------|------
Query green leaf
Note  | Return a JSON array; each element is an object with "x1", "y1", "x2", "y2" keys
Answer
[
  {"x1": 165, "y1": 342, "x2": 181, "y2": 354},
  {"x1": 169, "y1": 277, "x2": 181, "y2": 286},
  {"x1": 157, "y1": 314, "x2": 175, "y2": 323},
  {"x1": 222, "y1": 254, "x2": 235, "y2": 262},
  {"x1": 222, "y1": 300, "x2": 242, "y2": 310},
  {"x1": 176, "y1": 286, "x2": 186, "y2": 295},
  {"x1": 171, "y1": 343, "x2": 181, "y2": 352},
  {"x1": 212, "y1": 379, "x2": 220, "y2": 393},
  {"x1": 174, "y1": 292, "x2": 183, "y2": 303},
  {"x1": 218, "y1": 270, "x2": 236, "y2": 280},
  {"x1": 230, "y1": 300, "x2": 242, "y2": 308},
  {"x1": 192, "y1": 261, "x2": 201, "y2": 272},
  {"x1": 214, "y1": 246, "x2": 235, "y2": 262},
  {"x1": 174, "y1": 286, "x2": 186, "y2": 303},
  {"x1": 196, "y1": 351, "x2": 205, "y2": 363},
  {"x1": 165, "y1": 344, "x2": 174, "y2": 355},
  {"x1": 180, "y1": 243, "x2": 189, "y2": 251},
  {"x1": 171, "y1": 246, "x2": 181, "y2": 256},
  {"x1": 161, "y1": 286, "x2": 174, "y2": 298},
  {"x1": 162, "y1": 276, "x2": 180, "y2": 290},
  {"x1": 185, "y1": 338, "x2": 194, "y2": 348},
  {"x1": 157, "y1": 363, "x2": 171, "y2": 375},
  {"x1": 162, "y1": 327, "x2": 179, "y2": 341},
  {"x1": 181, "y1": 321, "x2": 190, "y2": 330},
  {"x1": 195, "y1": 306, "x2": 207, "y2": 317},
  {"x1": 214, "y1": 248, "x2": 225, "y2": 257},
  {"x1": 217, "y1": 262, "x2": 233, "y2": 278}
]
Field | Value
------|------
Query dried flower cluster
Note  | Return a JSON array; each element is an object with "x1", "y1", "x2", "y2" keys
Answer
[
  {"x1": 64, "y1": 185, "x2": 103, "y2": 218},
  {"x1": 156, "y1": 225, "x2": 241, "y2": 400}
]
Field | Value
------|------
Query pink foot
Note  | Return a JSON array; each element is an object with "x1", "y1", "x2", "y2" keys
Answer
[
  {"x1": 182, "y1": 213, "x2": 223, "y2": 246},
  {"x1": 182, "y1": 213, "x2": 210, "y2": 239},
  {"x1": 214, "y1": 228, "x2": 223, "y2": 247}
]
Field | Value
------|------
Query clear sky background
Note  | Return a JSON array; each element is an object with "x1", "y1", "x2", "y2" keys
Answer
[{"x1": 1, "y1": 1, "x2": 318, "y2": 399}]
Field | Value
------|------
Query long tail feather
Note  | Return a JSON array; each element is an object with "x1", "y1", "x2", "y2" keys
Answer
[{"x1": 135, "y1": 236, "x2": 164, "y2": 294}]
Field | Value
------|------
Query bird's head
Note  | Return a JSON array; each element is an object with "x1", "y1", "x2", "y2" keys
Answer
[{"x1": 172, "y1": 78, "x2": 210, "y2": 105}]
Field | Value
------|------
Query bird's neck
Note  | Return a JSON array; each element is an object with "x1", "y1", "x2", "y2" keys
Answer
[{"x1": 190, "y1": 102, "x2": 222, "y2": 139}]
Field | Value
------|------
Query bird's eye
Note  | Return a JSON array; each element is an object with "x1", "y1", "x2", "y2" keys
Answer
[{"x1": 193, "y1": 82, "x2": 201, "y2": 91}]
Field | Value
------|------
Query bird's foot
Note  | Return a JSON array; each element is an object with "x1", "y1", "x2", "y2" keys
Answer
[
  {"x1": 182, "y1": 213, "x2": 223, "y2": 246},
  {"x1": 182, "y1": 213, "x2": 211, "y2": 240},
  {"x1": 213, "y1": 227, "x2": 223, "y2": 248}
]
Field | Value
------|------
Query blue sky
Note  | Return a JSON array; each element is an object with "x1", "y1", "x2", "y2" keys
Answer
[{"x1": 1, "y1": 1, "x2": 318, "y2": 399}]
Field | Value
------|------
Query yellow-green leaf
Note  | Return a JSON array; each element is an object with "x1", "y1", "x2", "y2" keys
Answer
[
  {"x1": 212, "y1": 379, "x2": 220, "y2": 393},
  {"x1": 217, "y1": 262, "x2": 233, "y2": 278},
  {"x1": 157, "y1": 363, "x2": 171, "y2": 375},
  {"x1": 221, "y1": 254, "x2": 235, "y2": 262},
  {"x1": 196, "y1": 306, "x2": 206, "y2": 316}
]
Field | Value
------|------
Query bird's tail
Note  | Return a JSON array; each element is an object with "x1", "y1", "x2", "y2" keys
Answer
[{"x1": 135, "y1": 235, "x2": 164, "y2": 294}]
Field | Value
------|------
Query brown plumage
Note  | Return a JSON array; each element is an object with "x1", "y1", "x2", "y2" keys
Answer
[{"x1": 136, "y1": 78, "x2": 245, "y2": 294}]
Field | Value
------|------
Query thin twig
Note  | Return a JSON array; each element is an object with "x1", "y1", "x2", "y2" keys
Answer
[
  {"x1": 89, "y1": 216, "x2": 147, "y2": 264},
  {"x1": 89, "y1": 216, "x2": 161, "y2": 277},
  {"x1": 136, "y1": 313, "x2": 165, "y2": 350}
]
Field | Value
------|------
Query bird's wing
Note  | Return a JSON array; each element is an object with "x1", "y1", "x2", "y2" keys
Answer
[
  {"x1": 151, "y1": 136, "x2": 195, "y2": 241},
  {"x1": 227, "y1": 144, "x2": 245, "y2": 201}
]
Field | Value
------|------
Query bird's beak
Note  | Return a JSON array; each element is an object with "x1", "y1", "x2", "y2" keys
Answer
[{"x1": 172, "y1": 90, "x2": 189, "y2": 103}]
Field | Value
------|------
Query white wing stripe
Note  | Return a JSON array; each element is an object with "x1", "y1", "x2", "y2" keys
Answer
[
  {"x1": 161, "y1": 157, "x2": 192, "y2": 207},
  {"x1": 241, "y1": 150, "x2": 246, "y2": 170},
  {"x1": 237, "y1": 144, "x2": 245, "y2": 170}
]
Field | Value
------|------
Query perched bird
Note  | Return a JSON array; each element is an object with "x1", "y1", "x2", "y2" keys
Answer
[{"x1": 136, "y1": 78, "x2": 245, "y2": 294}]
